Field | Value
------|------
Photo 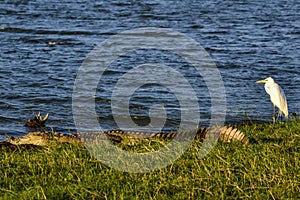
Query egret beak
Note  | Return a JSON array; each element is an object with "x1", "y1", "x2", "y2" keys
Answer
[{"x1": 256, "y1": 79, "x2": 267, "y2": 84}]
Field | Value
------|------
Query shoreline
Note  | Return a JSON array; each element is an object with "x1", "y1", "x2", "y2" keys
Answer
[
  {"x1": 0, "y1": 117, "x2": 295, "y2": 150},
  {"x1": 0, "y1": 117, "x2": 274, "y2": 142}
]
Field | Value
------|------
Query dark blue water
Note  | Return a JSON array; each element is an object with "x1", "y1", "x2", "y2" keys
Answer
[{"x1": 1, "y1": 0, "x2": 299, "y2": 140}]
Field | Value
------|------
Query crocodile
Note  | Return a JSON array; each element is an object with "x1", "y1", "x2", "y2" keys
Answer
[
  {"x1": 6, "y1": 131, "x2": 82, "y2": 146},
  {"x1": 3, "y1": 126, "x2": 248, "y2": 147}
]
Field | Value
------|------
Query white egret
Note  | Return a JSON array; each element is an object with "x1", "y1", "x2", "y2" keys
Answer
[{"x1": 256, "y1": 77, "x2": 288, "y2": 122}]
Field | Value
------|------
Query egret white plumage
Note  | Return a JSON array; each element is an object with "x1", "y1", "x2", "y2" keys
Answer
[{"x1": 256, "y1": 77, "x2": 288, "y2": 122}]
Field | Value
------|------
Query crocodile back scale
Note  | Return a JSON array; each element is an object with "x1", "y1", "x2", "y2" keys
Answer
[{"x1": 80, "y1": 126, "x2": 249, "y2": 145}]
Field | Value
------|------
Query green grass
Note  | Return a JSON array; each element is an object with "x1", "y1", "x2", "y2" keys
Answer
[{"x1": 0, "y1": 119, "x2": 299, "y2": 199}]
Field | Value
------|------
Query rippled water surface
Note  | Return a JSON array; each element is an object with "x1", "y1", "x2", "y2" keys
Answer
[{"x1": 1, "y1": 0, "x2": 299, "y2": 139}]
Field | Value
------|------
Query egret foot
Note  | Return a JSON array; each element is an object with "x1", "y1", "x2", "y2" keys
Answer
[{"x1": 272, "y1": 115, "x2": 276, "y2": 123}]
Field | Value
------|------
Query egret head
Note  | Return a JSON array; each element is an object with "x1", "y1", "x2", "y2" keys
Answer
[{"x1": 256, "y1": 77, "x2": 274, "y2": 84}]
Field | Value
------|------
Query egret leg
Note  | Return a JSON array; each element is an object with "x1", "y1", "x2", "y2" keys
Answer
[{"x1": 272, "y1": 105, "x2": 276, "y2": 123}]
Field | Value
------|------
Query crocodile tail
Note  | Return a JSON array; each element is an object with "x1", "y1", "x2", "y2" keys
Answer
[{"x1": 219, "y1": 126, "x2": 249, "y2": 144}]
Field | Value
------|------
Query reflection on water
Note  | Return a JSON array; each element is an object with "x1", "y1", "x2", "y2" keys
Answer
[{"x1": 0, "y1": 0, "x2": 299, "y2": 139}]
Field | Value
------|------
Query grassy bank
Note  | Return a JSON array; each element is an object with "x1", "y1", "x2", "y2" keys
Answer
[{"x1": 0, "y1": 119, "x2": 299, "y2": 199}]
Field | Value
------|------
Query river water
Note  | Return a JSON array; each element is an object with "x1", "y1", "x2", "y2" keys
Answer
[{"x1": 0, "y1": 0, "x2": 299, "y2": 139}]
